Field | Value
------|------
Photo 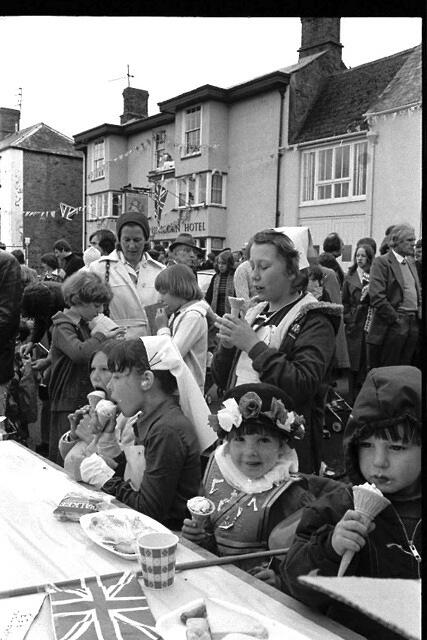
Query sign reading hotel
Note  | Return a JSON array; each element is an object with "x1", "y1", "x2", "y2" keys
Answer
[{"x1": 150, "y1": 209, "x2": 207, "y2": 238}]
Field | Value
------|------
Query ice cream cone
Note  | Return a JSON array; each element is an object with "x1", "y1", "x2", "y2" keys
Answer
[
  {"x1": 338, "y1": 483, "x2": 390, "y2": 577},
  {"x1": 228, "y1": 296, "x2": 245, "y2": 318},
  {"x1": 95, "y1": 399, "x2": 117, "y2": 427},
  {"x1": 187, "y1": 497, "x2": 215, "y2": 527},
  {"x1": 87, "y1": 390, "x2": 106, "y2": 408}
]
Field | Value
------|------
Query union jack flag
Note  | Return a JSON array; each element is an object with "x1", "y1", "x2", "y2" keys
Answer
[
  {"x1": 152, "y1": 183, "x2": 168, "y2": 225},
  {"x1": 50, "y1": 571, "x2": 162, "y2": 640}
]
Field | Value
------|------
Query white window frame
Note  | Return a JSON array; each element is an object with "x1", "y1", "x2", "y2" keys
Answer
[
  {"x1": 300, "y1": 140, "x2": 368, "y2": 205},
  {"x1": 182, "y1": 106, "x2": 202, "y2": 157},
  {"x1": 154, "y1": 130, "x2": 166, "y2": 168},
  {"x1": 91, "y1": 140, "x2": 105, "y2": 180},
  {"x1": 87, "y1": 192, "x2": 123, "y2": 219},
  {"x1": 176, "y1": 172, "x2": 226, "y2": 208}
]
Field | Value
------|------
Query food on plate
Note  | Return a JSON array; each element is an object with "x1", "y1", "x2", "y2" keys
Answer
[
  {"x1": 180, "y1": 601, "x2": 207, "y2": 623},
  {"x1": 185, "y1": 618, "x2": 211, "y2": 640},
  {"x1": 87, "y1": 512, "x2": 156, "y2": 551},
  {"x1": 179, "y1": 599, "x2": 268, "y2": 639}
]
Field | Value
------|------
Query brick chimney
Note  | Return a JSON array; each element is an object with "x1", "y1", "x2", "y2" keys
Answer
[
  {"x1": 298, "y1": 18, "x2": 344, "y2": 72},
  {"x1": 120, "y1": 87, "x2": 149, "y2": 125},
  {"x1": 0, "y1": 107, "x2": 20, "y2": 141}
]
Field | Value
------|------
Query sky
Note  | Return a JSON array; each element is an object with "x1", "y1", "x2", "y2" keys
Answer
[{"x1": 0, "y1": 16, "x2": 422, "y2": 139}]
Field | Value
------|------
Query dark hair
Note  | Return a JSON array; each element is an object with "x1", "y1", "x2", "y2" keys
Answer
[
  {"x1": 249, "y1": 229, "x2": 303, "y2": 292},
  {"x1": 11, "y1": 249, "x2": 25, "y2": 264},
  {"x1": 155, "y1": 264, "x2": 203, "y2": 301},
  {"x1": 107, "y1": 338, "x2": 177, "y2": 395},
  {"x1": 356, "y1": 237, "x2": 377, "y2": 254},
  {"x1": 415, "y1": 238, "x2": 422, "y2": 249},
  {"x1": 62, "y1": 271, "x2": 112, "y2": 307},
  {"x1": 219, "y1": 419, "x2": 287, "y2": 444},
  {"x1": 323, "y1": 232, "x2": 343, "y2": 254},
  {"x1": 21, "y1": 281, "x2": 64, "y2": 319},
  {"x1": 19, "y1": 318, "x2": 32, "y2": 342},
  {"x1": 308, "y1": 263, "x2": 324, "y2": 284},
  {"x1": 353, "y1": 419, "x2": 420, "y2": 447},
  {"x1": 216, "y1": 250, "x2": 235, "y2": 274},
  {"x1": 41, "y1": 252, "x2": 59, "y2": 270},
  {"x1": 93, "y1": 229, "x2": 116, "y2": 255},
  {"x1": 348, "y1": 243, "x2": 375, "y2": 275},
  {"x1": 53, "y1": 239, "x2": 72, "y2": 252},
  {"x1": 318, "y1": 251, "x2": 337, "y2": 271}
]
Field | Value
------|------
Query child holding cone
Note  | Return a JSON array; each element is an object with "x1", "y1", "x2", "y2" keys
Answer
[{"x1": 282, "y1": 365, "x2": 421, "y2": 640}]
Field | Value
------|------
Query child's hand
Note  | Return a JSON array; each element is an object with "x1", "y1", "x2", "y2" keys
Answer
[
  {"x1": 155, "y1": 307, "x2": 168, "y2": 330},
  {"x1": 105, "y1": 326, "x2": 126, "y2": 340},
  {"x1": 331, "y1": 510, "x2": 375, "y2": 557},
  {"x1": 68, "y1": 406, "x2": 90, "y2": 439},
  {"x1": 247, "y1": 565, "x2": 280, "y2": 588},
  {"x1": 31, "y1": 357, "x2": 50, "y2": 372},
  {"x1": 181, "y1": 517, "x2": 210, "y2": 544}
]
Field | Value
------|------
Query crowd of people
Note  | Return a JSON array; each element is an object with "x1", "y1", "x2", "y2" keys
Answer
[{"x1": 0, "y1": 213, "x2": 421, "y2": 639}]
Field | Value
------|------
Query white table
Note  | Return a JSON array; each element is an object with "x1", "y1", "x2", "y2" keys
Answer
[{"x1": 1, "y1": 441, "x2": 365, "y2": 639}]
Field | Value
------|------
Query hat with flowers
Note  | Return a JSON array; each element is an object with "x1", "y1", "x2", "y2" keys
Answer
[{"x1": 209, "y1": 383, "x2": 305, "y2": 445}]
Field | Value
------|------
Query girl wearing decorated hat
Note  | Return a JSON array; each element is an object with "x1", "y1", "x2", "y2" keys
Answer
[{"x1": 182, "y1": 382, "x2": 337, "y2": 586}]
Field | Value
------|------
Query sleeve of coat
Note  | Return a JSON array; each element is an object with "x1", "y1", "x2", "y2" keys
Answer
[
  {"x1": 248, "y1": 312, "x2": 336, "y2": 405},
  {"x1": 368, "y1": 257, "x2": 399, "y2": 324},
  {"x1": 102, "y1": 423, "x2": 188, "y2": 523},
  {"x1": 281, "y1": 487, "x2": 353, "y2": 608},
  {"x1": 0, "y1": 254, "x2": 21, "y2": 339},
  {"x1": 341, "y1": 278, "x2": 352, "y2": 324},
  {"x1": 52, "y1": 323, "x2": 105, "y2": 363}
]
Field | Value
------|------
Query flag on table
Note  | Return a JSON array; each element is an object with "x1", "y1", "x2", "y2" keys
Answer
[
  {"x1": 49, "y1": 571, "x2": 162, "y2": 640},
  {"x1": 152, "y1": 184, "x2": 168, "y2": 225}
]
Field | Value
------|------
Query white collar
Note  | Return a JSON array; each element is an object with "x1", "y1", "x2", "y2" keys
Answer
[
  {"x1": 214, "y1": 442, "x2": 298, "y2": 494},
  {"x1": 391, "y1": 249, "x2": 406, "y2": 264}
]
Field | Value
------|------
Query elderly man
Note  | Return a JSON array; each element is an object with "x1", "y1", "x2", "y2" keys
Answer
[
  {"x1": 367, "y1": 224, "x2": 421, "y2": 368},
  {"x1": 167, "y1": 233, "x2": 203, "y2": 272},
  {"x1": 88, "y1": 211, "x2": 164, "y2": 338}
]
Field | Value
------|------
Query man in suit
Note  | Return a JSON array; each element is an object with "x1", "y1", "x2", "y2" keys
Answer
[{"x1": 367, "y1": 224, "x2": 421, "y2": 368}]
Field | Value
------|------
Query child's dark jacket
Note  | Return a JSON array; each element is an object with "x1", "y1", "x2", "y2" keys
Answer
[{"x1": 282, "y1": 365, "x2": 421, "y2": 639}]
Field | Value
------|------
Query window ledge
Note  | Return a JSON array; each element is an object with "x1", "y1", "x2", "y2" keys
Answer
[
  {"x1": 180, "y1": 152, "x2": 202, "y2": 160},
  {"x1": 299, "y1": 196, "x2": 366, "y2": 207}
]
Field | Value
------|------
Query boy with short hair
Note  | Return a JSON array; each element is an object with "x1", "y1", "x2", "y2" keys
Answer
[{"x1": 282, "y1": 366, "x2": 421, "y2": 639}]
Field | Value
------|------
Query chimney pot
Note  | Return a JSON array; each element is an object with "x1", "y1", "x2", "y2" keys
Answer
[
  {"x1": 0, "y1": 107, "x2": 20, "y2": 141},
  {"x1": 120, "y1": 87, "x2": 149, "y2": 125}
]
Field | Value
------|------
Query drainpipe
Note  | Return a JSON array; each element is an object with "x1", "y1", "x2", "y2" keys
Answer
[
  {"x1": 275, "y1": 88, "x2": 286, "y2": 228},
  {"x1": 365, "y1": 130, "x2": 378, "y2": 237},
  {"x1": 82, "y1": 149, "x2": 87, "y2": 249}
]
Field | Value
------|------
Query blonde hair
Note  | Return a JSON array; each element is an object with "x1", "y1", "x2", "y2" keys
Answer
[
  {"x1": 155, "y1": 264, "x2": 203, "y2": 301},
  {"x1": 62, "y1": 271, "x2": 112, "y2": 307}
]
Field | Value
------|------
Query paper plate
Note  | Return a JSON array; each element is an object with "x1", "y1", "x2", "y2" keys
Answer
[
  {"x1": 80, "y1": 508, "x2": 171, "y2": 560},
  {"x1": 156, "y1": 597, "x2": 312, "y2": 640}
]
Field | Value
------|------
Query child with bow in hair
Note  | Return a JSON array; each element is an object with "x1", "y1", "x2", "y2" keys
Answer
[{"x1": 182, "y1": 382, "x2": 337, "y2": 586}]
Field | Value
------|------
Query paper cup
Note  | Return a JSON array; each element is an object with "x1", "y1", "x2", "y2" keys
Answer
[{"x1": 137, "y1": 532, "x2": 179, "y2": 589}]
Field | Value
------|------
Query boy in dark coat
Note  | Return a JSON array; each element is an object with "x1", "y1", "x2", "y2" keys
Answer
[{"x1": 282, "y1": 365, "x2": 421, "y2": 640}]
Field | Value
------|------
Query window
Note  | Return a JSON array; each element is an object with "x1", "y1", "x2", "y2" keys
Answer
[
  {"x1": 211, "y1": 174, "x2": 223, "y2": 205},
  {"x1": 88, "y1": 192, "x2": 122, "y2": 219},
  {"x1": 92, "y1": 140, "x2": 105, "y2": 179},
  {"x1": 301, "y1": 141, "x2": 368, "y2": 203},
  {"x1": 176, "y1": 172, "x2": 225, "y2": 208},
  {"x1": 184, "y1": 106, "x2": 201, "y2": 155},
  {"x1": 155, "y1": 131, "x2": 166, "y2": 168}
]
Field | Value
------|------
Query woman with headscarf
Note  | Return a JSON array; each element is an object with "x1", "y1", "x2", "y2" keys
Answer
[
  {"x1": 88, "y1": 211, "x2": 164, "y2": 338},
  {"x1": 212, "y1": 229, "x2": 342, "y2": 475}
]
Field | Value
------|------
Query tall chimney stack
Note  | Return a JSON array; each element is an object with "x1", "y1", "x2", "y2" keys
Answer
[
  {"x1": 120, "y1": 87, "x2": 149, "y2": 125},
  {"x1": 0, "y1": 107, "x2": 20, "y2": 141},
  {"x1": 298, "y1": 18, "x2": 344, "y2": 72}
]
